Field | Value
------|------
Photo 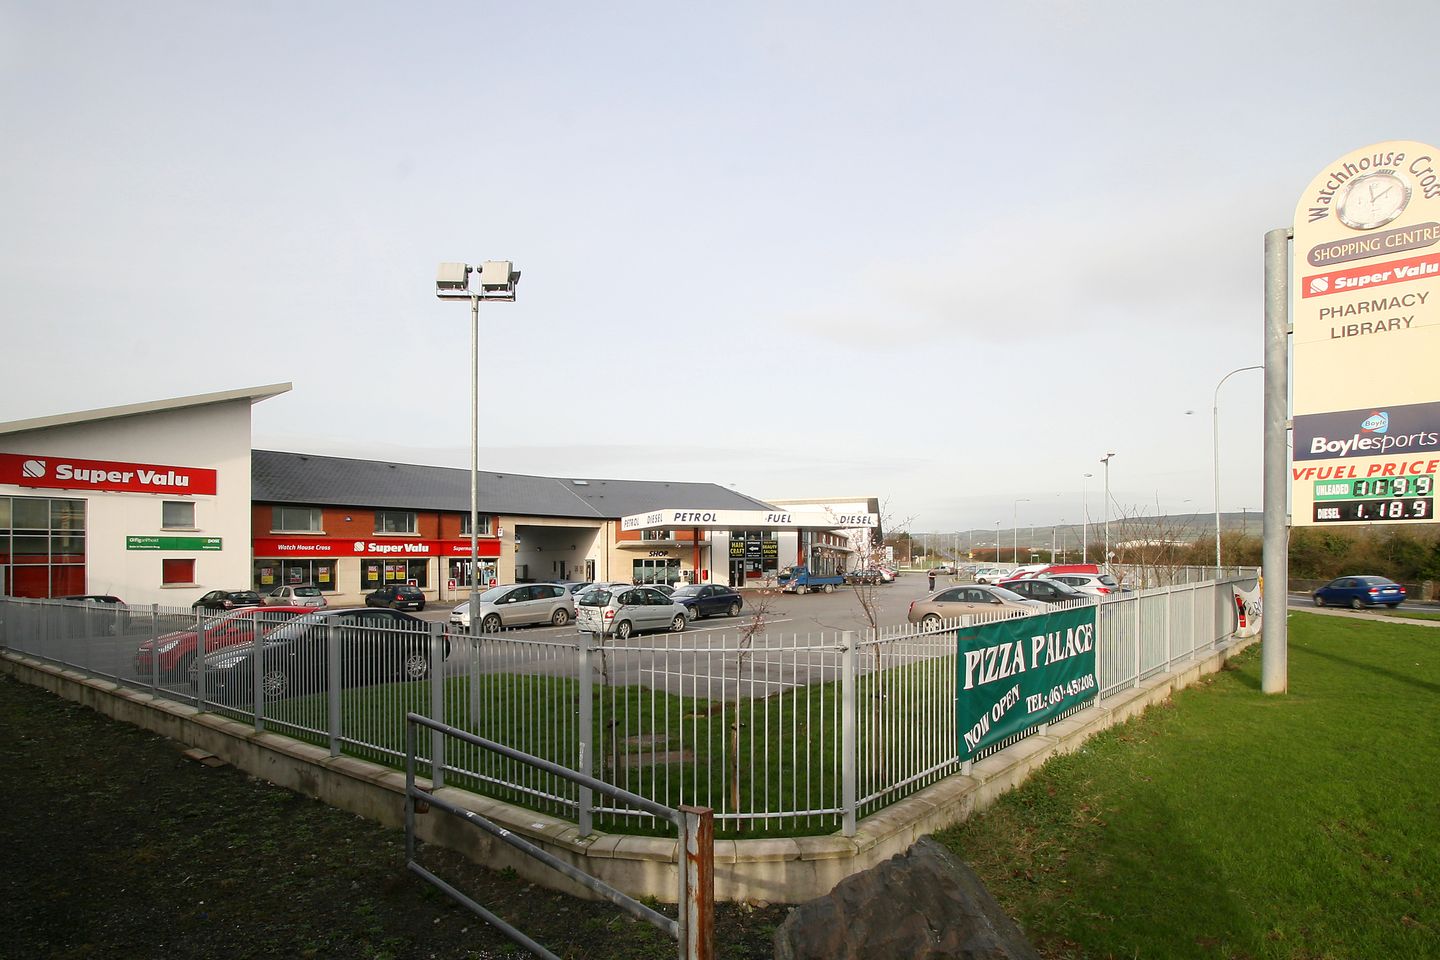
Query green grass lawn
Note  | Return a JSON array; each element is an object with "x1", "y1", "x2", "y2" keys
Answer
[
  {"x1": 935, "y1": 612, "x2": 1440, "y2": 959},
  {"x1": 1381, "y1": 609, "x2": 1440, "y2": 622}
]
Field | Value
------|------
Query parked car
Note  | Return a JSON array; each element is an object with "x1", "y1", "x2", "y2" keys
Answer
[
  {"x1": 1004, "y1": 578, "x2": 1090, "y2": 605},
  {"x1": 58, "y1": 594, "x2": 131, "y2": 634},
  {"x1": 577, "y1": 586, "x2": 688, "y2": 639},
  {"x1": 450, "y1": 582, "x2": 573, "y2": 632},
  {"x1": 263, "y1": 584, "x2": 328, "y2": 608},
  {"x1": 1312, "y1": 575, "x2": 1406, "y2": 609},
  {"x1": 972, "y1": 568, "x2": 1012, "y2": 585},
  {"x1": 192, "y1": 590, "x2": 263, "y2": 612},
  {"x1": 877, "y1": 566, "x2": 898, "y2": 583},
  {"x1": 1043, "y1": 573, "x2": 1124, "y2": 597},
  {"x1": 365, "y1": 585, "x2": 426, "y2": 612},
  {"x1": 996, "y1": 564, "x2": 1050, "y2": 586},
  {"x1": 931, "y1": 563, "x2": 956, "y2": 575},
  {"x1": 672, "y1": 584, "x2": 743, "y2": 619},
  {"x1": 135, "y1": 605, "x2": 312, "y2": 679},
  {"x1": 192, "y1": 608, "x2": 440, "y2": 703},
  {"x1": 845, "y1": 568, "x2": 883, "y2": 585},
  {"x1": 907, "y1": 585, "x2": 1046, "y2": 628}
]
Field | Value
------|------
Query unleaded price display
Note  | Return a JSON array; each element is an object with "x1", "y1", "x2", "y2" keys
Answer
[{"x1": 1312, "y1": 478, "x2": 1433, "y2": 523}]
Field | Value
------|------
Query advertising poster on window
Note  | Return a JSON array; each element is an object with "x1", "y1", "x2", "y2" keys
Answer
[{"x1": 956, "y1": 605, "x2": 1097, "y2": 762}]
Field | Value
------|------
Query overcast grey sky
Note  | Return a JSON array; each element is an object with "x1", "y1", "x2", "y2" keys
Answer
[{"x1": 3, "y1": 1, "x2": 1435, "y2": 536}]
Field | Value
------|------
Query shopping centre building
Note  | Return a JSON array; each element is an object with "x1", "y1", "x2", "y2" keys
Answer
[{"x1": 1, "y1": 386, "x2": 875, "y2": 606}]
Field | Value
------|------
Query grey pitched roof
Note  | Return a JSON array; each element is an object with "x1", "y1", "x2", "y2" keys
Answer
[{"x1": 251, "y1": 450, "x2": 776, "y2": 520}]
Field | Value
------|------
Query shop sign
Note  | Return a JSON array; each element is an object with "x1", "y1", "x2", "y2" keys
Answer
[
  {"x1": 955, "y1": 605, "x2": 1097, "y2": 761},
  {"x1": 622, "y1": 508, "x2": 878, "y2": 531},
  {"x1": 253, "y1": 536, "x2": 502, "y2": 558},
  {"x1": 127, "y1": 535, "x2": 223, "y2": 551},
  {"x1": 729, "y1": 541, "x2": 745, "y2": 558},
  {"x1": 1, "y1": 453, "x2": 217, "y2": 496},
  {"x1": 1291, "y1": 140, "x2": 1440, "y2": 526}
]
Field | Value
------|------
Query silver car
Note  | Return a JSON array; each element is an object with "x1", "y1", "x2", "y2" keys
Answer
[
  {"x1": 450, "y1": 583, "x2": 573, "y2": 633},
  {"x1": 262, "y1": 584, "x2": 327, "y2": 608},
  {"x1": 576, "y1": 585, "x2": 688, "y2": 639}
]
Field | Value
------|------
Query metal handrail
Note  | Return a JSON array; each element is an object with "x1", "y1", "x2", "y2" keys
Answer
[{"x1": 404, "y1": 712, "x2": 713, "y2": 960}]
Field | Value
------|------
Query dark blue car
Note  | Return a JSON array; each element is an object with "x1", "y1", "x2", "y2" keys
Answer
[
  {"x1": 1312, "y1": 575, "x2": 1405, "y2": 610},
  {"x1": 671, "y1": 584, "x2": 743, "y2": 620}
]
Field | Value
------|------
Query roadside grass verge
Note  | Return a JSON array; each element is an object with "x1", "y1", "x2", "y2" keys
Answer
[
  {"x1": 1381, "y1": 609, "x2": 1440, "y2": 622},
  {"x1": 935, "y1": 612, "x2": 1440, "y2": 959}
]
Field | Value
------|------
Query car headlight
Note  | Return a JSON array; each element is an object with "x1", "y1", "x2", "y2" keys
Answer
[{"x1": 157, "y1": 640, "x2": 180, "y2": 653}]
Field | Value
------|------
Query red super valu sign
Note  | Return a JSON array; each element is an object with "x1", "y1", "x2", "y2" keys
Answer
[
  {"x1": 0, "y1": 453, "x2": 217, "y2": 495},
  {"x1": 253, "y1": 537, "x2": 502, "y2": 558}
]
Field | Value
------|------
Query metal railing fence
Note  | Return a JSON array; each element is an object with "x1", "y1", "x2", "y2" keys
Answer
[
  {"x1": 1, "y1": 576, "x2": 1250, "y2": 838},
  {"x1": 405, "y1": 713, "x2": 713, "y2": 960}
]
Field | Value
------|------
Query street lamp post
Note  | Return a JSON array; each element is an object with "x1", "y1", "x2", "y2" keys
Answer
[
  {"x1": 1081, "y1": 473, "x2": 1093, "y2": 563},
  {"x1": 1213, "y1": 365, "x2": 1263, "y2": 569},
  {"x1": 1011, "y1": 497, "x2": 1030, "y2": 564},
  {"x1": 1100, "y1": 453, "x2": 1116, "y2": 568},
  {"x1": 437, "y1": 260, "x2": 520, "y2": 630}
]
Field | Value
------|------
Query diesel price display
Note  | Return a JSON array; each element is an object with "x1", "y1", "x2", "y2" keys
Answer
[{"x1": 1312, "y1": 474, "x2": 1434, "y2": 523}]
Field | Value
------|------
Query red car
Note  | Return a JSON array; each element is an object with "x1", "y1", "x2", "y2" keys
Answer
[{"x1": 134, "y1": 606, "x2": 313, "y2": 679}]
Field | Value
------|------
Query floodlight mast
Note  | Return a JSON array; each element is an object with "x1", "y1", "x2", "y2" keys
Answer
[{"x1": 437, "y1": 261, "x2": 520, "y2": 629}]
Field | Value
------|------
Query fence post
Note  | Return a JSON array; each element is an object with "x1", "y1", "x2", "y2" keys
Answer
[
  {"x1": 150, "y1": 603, "x2": 160, "y2": 692},
  {"x1": 327, "y1": 619, "x2": 342, "y2": 757},
  {"x1": 577, "y1": 630, "x2": 595, "y2": 836},
  {"x1": 680, "y1": 805, "x2": 715, "y2": 960},
  {"x1": 253, "y1": 614, "x2": 265, "y2": 733},
  {"x1": 1164, "y1": 585, "x2": 1173, "y2": 671},
  {"x1": 841, "y1": 629, "x2": 857, "y2": 838},
  {"x1": 195, "y1": 606, "x2": 206, "y2": 710},
  {"x1": 429, "y1": 621, "x2": 446, "y2": 790},
  {"x1": 1132, "y1": 592, "x2": 1142, "y2": 688}
]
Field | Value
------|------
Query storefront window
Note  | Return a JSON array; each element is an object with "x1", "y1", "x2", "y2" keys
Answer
[
  {"x1": 362, "y1": 558, "x2": 428, "y2": 588},
  {"x1": 162, "y1": 558, "x2": 196, "y2": 585},
  {"x1": 640, "y1": 529, "x2": 671, "y2": 541},
  {"x1": 632, "y1": 558, "x2": 680, "y2": 585},
  {"x1": 449, "y1": 559, "x2": 497, "y2": 588},
  {"x1": 253, "y1": 559, "x2": 337, "y2": 592},
  {"x1": 0, "y1": 497, "x2": 85, "y2": 598},
  {"x1": 732, "y1": 530, "x2": 780, "y2": 575}
]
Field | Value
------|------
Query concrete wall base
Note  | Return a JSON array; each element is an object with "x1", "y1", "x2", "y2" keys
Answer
[{"x1": 2, "y1": 635, "x2": 1255, "y2": 904}]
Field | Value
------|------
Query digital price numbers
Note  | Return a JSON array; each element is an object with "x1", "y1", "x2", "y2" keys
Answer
[{"x1": 1312, "y1": 474, "x2": 1434, "y2": 523}]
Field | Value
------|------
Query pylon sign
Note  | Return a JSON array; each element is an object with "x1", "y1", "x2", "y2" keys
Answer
[{"x1": 1291, "y1": 141, "x2": 1440, "y2": 526}]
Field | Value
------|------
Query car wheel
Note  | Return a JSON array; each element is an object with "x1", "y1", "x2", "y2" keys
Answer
[
  {"x1": 261, "y1": 668, "x2": 291, "y2": 699},
  {"x1": 670, "y1": 614, "x2": 687, "y2": 633},
  {"x1": 727, "y1": 601, "x2": 741, "y2": 617},
  {"x1": 615, "y1": 620, "x2": 633, "y2": 640},
  {"x1": 823, "y1": 583, "x2": 835, "y2": 594},
  {"x1": 921, "y1": 613, "x2": 942, "y2": 629},
  {"x1": 481, "y1": 613, "x2": 502, "y2": 634},
  {"x1": 797, "y1": 585, "x2": 808, "y2": 595},
  {"x1": 1312, "y1": 594, "x2": 1324, "y2": 607},
  {"x1": 1351, "y1": 598, "x2": 1365, "y2": 610},
  {"x1": 552, "y1": 607, "x2": 571, "y2": 626},
  {"x1": 398, "y1": 648, "x2": 429, "y2": 681},
  {"x1": 416, "y1": 601, "x2": 426, "y2": 612}
]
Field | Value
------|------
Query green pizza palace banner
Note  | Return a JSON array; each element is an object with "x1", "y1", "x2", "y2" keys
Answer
[{"x1": 956, "y1": 605, "x2": 1098, "y2": 761}]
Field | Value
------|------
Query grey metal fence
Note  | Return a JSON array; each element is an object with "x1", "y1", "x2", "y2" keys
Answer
[{"x1": 1, "y1": 576, "x2": 1249, "y2": 838}]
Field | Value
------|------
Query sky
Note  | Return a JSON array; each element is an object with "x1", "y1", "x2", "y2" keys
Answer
[{"x1": 3, "y1": 1, "x2": 1436, "y2": 539}]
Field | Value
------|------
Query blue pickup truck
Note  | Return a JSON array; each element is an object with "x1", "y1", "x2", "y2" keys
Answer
[{"x1": 778, "y1": 565, "x2": 846, "y2": 595}]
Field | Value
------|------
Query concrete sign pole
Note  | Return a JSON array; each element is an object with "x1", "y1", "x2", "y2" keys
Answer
[{"x1": 1262, "y1": 227, "x2": 1291, "y2": 694}]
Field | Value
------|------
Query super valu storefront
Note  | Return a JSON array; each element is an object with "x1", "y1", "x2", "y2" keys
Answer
[{"x1": 0, "y1": 385, "x2": 288, "y2": 604}]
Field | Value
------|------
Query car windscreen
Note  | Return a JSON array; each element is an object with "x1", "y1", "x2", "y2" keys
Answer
[
  {"x1": 263, "y1": 612, "x2": 329, "y2": 641},
  {"x1": 673, "y1": 586, "x2": 703, "y2": 598},
  {"x1": 990, "y1": 587, "x2": 1028, "y2": 602},
  {"x1": 231, "y1": 592, "x2": 261, "y2": 603},
  {"x1": 294, "y1": 586, "x2": 322, "y2": 597},
  {"x1": 477, "y1": 586, "x2": 512, "y2": 603},
  {"x1": 1098, "y1": 575, "x2": 1119, "y2": 587},
  {"x1": 579, "y1": 590, "x2": 613, "y2": 607}
]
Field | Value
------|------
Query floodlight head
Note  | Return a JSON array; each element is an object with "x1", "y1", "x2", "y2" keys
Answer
[
  {"x1": 436, "y1": 262, "x2": 472, "y2": 299},
  {"x1": 477, "y1": 260, "x2": 520, "y2": 300}
]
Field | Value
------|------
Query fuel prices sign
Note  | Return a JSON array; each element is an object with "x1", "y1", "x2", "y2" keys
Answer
[
  {"x1": 1291, "y1": 141, "x2": 1440, "y2": 526},
  {"x1": 955, "y1": 605, "x2": 1097, "y2": 761}
]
